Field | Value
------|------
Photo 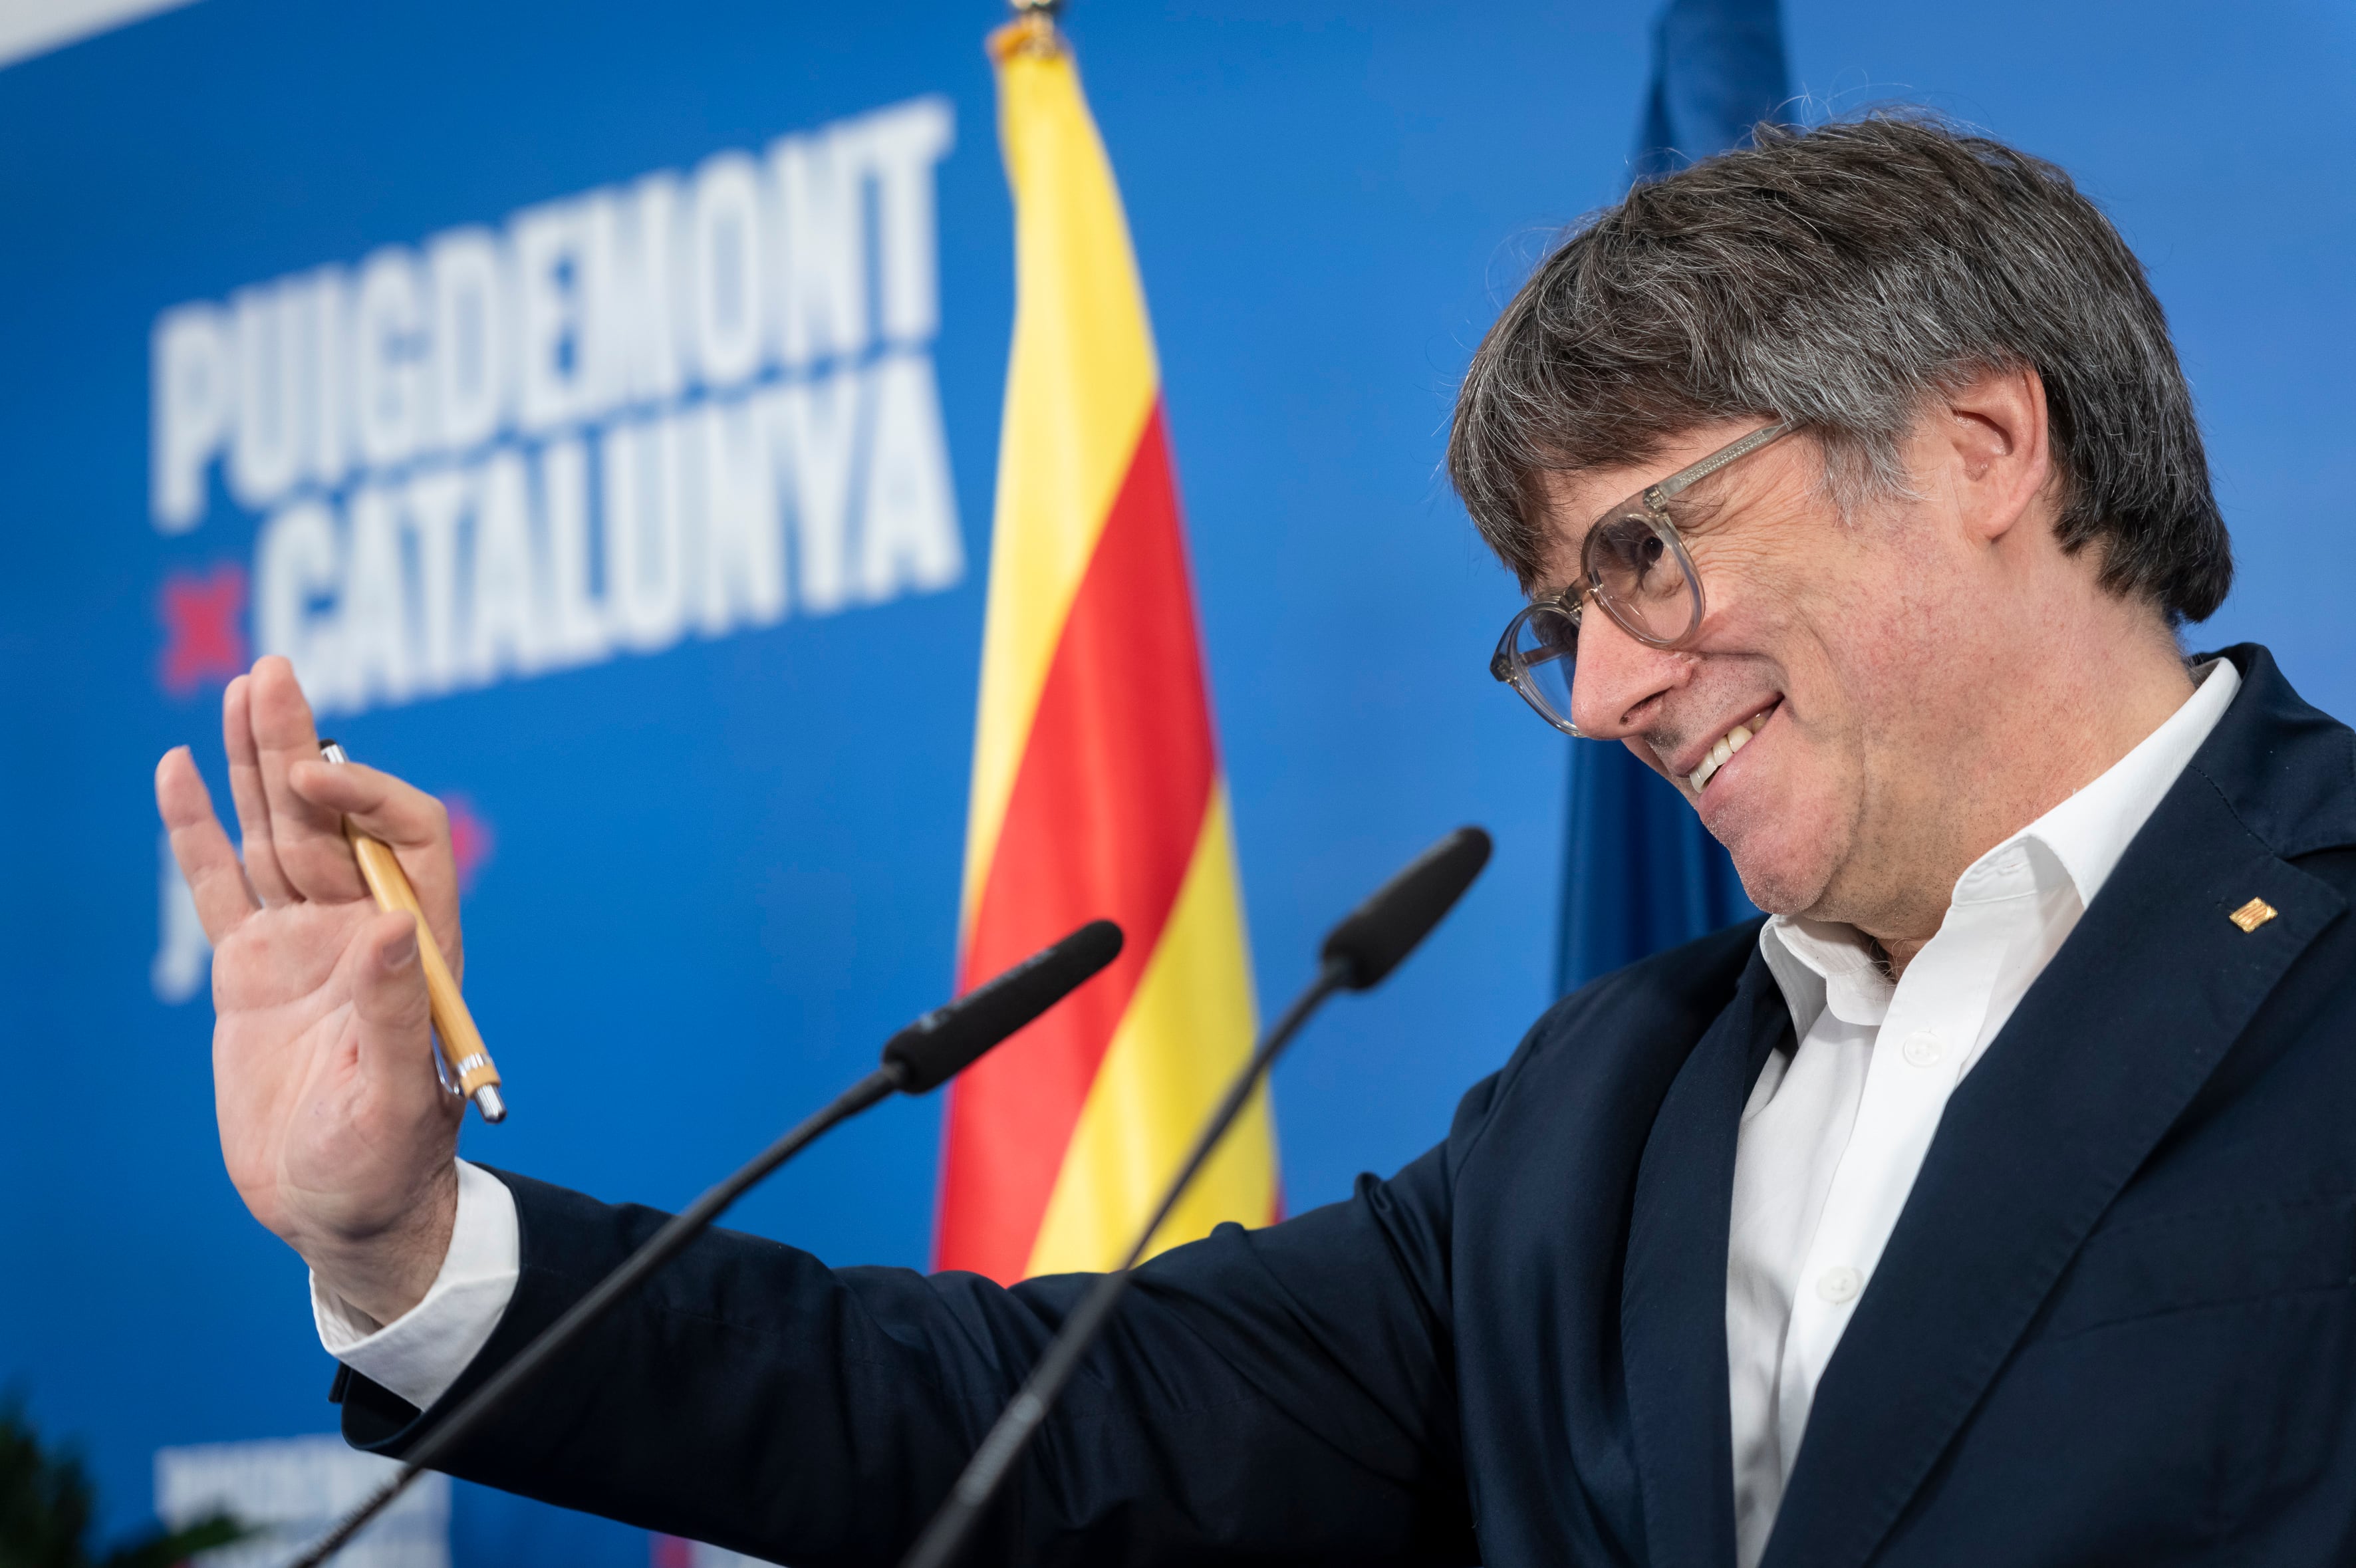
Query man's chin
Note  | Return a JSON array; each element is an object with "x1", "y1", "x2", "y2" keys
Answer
[{"x1": 1713, "y1": 819, "x2": 1836, "y2": 920}]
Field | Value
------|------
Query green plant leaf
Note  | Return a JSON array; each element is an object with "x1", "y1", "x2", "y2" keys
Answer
[{"x1": 0, "y1": 1396, "x2": 251, "y2": 1568}]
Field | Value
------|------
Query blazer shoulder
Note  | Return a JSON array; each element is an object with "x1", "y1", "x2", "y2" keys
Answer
[
  {"x1": 1460, "y1": 916, "x2": 1766, "y2": 1140},
  {"x1": 1523, "y1": 916, "x2": 1764, "y2": 1057},
  {"x1": 2189, "y1": 644, "x2": 2356, "y2": 860}
]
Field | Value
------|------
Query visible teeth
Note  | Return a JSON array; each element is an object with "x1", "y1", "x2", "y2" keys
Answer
[{"x1": 1687, "y1": 714, "x2": 1765, "y2": 793}]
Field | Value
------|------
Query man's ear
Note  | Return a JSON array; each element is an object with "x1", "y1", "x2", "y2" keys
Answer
[{"x1": 1940, "y1": 364, "x2": 2052, "y2": 544}]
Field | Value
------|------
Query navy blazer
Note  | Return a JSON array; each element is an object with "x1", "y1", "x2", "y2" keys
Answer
[{"x1": 340, "y1": 643, "x2": 2356, "y2": 1567}]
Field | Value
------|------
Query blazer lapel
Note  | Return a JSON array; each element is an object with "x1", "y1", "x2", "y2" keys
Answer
[
  {"x1": 1622, "y1": 952, "x2": 1793, "y2": 1568},
  {"x1": 1762, "y1": 648, "x2": 2353, "y2": 1568}
]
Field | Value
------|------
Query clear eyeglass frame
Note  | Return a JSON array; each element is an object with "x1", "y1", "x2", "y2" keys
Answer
[{"x1": 1489, "y1": 422, "x2": 1794, "y2": 738}]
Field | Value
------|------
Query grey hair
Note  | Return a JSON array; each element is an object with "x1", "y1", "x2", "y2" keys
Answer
[{"x1": 1448, "y1": 114, "x2": 2232, "y2": 622}]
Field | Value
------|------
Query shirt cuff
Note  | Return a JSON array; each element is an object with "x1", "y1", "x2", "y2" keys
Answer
[{"x1": 312, "y1": 1158, "x2": 521, "y2": 1412}]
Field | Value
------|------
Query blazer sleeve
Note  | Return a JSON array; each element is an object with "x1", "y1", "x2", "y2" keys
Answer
[{"x1": 335, "y1": 1079, "x2": 1511, "y2": 1568}]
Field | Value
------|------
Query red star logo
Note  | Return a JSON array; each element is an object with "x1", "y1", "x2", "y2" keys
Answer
[
  {"x1": 158, "y1": 562, "x2": 249, "y2": 696},
  {"x1": 445, "y1": 793, "x2": 495, "y2": 892}
]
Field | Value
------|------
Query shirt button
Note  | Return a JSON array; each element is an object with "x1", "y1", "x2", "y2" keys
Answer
[
  {"x1": 1901, "y1": 1029, "x2": 1946, "y2": 1069},
  {"x1": 1817, "y1": 1265, "x2": 1864, "y2": 1304}
]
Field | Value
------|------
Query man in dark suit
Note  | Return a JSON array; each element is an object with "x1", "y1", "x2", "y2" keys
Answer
[{"x1": 156, "y1": 116, "x2": 2356, "y2": 1565}]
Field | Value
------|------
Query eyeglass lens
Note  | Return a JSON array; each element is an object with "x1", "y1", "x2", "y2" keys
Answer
[
  {"x1": 1585, "y1": 507, "x2": 1697, "y2": 644},
  {"x1": 1509, "y1": 603, "x2": 1581, "y2": 729},
  {"x1": 1503, "y1": 505, "x2": 1704, "y2": 733}
]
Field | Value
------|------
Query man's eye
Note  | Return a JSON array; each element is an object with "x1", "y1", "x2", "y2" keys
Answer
[{"x1": 1592, "y1": 516, "x2": 1656, "y2": 572}]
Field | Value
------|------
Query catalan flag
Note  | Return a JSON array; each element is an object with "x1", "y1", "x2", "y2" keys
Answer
[{"x1": 936, "y1": 13, "x2": 1277, "y2": 1283}]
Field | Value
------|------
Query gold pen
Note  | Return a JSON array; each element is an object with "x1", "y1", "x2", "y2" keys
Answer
[{"x1": 319, "y1": 739, "x2": 507, "y2": 1123}]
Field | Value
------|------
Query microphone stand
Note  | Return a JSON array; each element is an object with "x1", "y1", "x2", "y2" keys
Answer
[
  {"x1": 896, "y1": 961, "x2": 1347, "y2": 1568},
  {"x1": 286, "y1": 919, "x2": 1124, "y2": 1568},
  {"x1": 899, "y1": 825, "x2": 1491, "y2": 1568},
  {"x1": 288, "y1": 1070, "x2": 904, "y2": 1568}
]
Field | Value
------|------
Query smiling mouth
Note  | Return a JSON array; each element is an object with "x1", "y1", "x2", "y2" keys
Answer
[{"x1": 1685, "y1": 701, "x2": 1780, "y2": 793}]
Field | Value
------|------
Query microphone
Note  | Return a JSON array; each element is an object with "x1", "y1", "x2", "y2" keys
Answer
[
  {"x1": 287, "y1": 919, "x2": 1124, "y2": 1568},
  {"x1": 898, "y1": 827, "x2": 1493, "y2": 1568},
  {"x1": 1319, "y1": 826, "x2": 1494, "y2": 991},
  {"x1": 885, "y1": 918, "x2": 1123, "y2": 1091}
]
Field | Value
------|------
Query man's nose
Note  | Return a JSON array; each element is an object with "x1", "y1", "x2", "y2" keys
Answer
[{"x1": 1568, "y1": 609, "x2": 1693, "y2": 739}]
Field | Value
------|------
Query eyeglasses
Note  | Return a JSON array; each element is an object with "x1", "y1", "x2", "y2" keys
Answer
[{"x1": 1490, "y1": 422, "x2": 1793, "y2": 737}]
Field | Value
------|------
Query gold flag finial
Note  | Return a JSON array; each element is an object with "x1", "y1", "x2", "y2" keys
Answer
[{"x1": 991, "y1": 0, "x2": 1065, "y2": 62}]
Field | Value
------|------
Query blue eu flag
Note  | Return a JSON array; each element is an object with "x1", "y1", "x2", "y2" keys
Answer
[{"x1": 1555, "y1": 0, "x2": 1790, "y2": 993}]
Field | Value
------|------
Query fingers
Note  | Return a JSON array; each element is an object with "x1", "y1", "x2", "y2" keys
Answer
[
  {"x1": 222, "y1": 674, "x2": 293, "y2": 904},
  {"x1": 154, "y1": 747, "x2": 261, "y2": 944},
  {"x1": 247, "y1": 656, "x2": 367, "y2": 904},
  {"x1": 289, "y1": 759, "x2": 463, "y2": 974},
  {"x1": 349, "y1": 910, "x2": 452, "y2": 1119}
]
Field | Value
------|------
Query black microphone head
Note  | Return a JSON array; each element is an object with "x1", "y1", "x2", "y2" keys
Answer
[
  {"x1": 881, "y1": 920, "x2": 1124, "y2": 1093},
  {"x1": 1319, "y1": 827, "x2": 1491, "y2": 991}
]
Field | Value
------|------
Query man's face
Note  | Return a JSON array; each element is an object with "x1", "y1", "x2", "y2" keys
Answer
[{"x1": 1537, "y1": 420, "x2": 2003, "y2": 928}]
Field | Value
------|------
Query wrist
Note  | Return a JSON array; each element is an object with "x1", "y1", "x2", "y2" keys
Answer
[{"x1": 303, "y1": 1160, "x2": 461, "y2": 1325}]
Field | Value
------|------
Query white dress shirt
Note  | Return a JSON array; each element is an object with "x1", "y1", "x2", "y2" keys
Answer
[
  {"x1": 1726, "y1": 656, "x2": 2239, "y2": 1567},
  {"x1": 318, "y1": 660, "x2": 2242, "y2": 1561}
]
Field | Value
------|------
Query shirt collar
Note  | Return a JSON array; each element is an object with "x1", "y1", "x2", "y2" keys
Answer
[
  {"x1": 1761, "y1": 912, "x2": 1890, "y2": 1027},
  {"x1": 2012, "y1": 656, "x2": 2239, "y2": 909},
  {"x1": 1758, "y1": 657, "x2": 2242, "y2": 1034}
]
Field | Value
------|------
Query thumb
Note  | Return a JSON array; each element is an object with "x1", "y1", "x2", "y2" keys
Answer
[{"x1": 351, "y1": 910, "x2": 438, "y2": 1099}]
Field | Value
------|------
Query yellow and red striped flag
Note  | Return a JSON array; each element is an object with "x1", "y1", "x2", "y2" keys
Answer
[{"x1": 936, "y1": 14, "x2": 1277, "y2": 1283}]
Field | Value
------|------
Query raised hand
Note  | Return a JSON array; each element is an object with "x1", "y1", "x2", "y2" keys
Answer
[{"x1": 156, "y1": 656, "x2": 467, "y2": 1324}]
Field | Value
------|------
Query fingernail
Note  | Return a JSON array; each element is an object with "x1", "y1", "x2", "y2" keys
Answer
[{"x1": 386, "y1": 931, "x2": 418, "y2": 970}]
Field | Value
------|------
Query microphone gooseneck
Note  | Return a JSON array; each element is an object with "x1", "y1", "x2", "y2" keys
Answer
[
  {"x1": 286, "y1": 920, "x2": 1124, "y2": 1568},
  {"x1": 898, "y1": 826, "x2": 1492, "y2": 1568}
]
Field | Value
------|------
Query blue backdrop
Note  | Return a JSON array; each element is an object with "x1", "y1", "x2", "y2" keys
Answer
[
  {"x1": 6, "y1": 1, "x2": 2356, "y2": 1563},
  {"x1": 1559, "y1": 0, "x2": 1783, "y2": 993}
]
